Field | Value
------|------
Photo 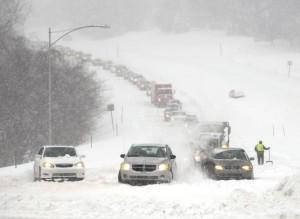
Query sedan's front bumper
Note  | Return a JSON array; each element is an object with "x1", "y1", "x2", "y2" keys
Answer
[
  {"x1": 40, "y1": 167, "x2": 85, "y2": 180},
  {"x1": 120, "y1": 169, "x2": 172, "y2": 184},
  {"x1": 213, "y1": 169, "x2": 253, "y2": 180}
]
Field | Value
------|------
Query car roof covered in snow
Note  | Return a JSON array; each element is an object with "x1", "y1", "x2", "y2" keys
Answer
[
  {"x1": 43, "y1": 145, "x2": 76, "y2": 148},
  {"x1": 131, "y1": 144, "x2": 167, "y2": 148},
  {"x1": 212, "y1": 147, "x2": 245, "y2": 154}
]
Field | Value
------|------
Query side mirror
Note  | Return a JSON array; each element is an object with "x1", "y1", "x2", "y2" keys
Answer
[
  {"x1": 250, "y1": 157, "x2": 255, "y2": 161},
  {"x1": 80, "y1": 155, "x2": 86, "y2": 159},
  {"x1": 35, "y1": 154, "x2": 41, "y2": 159},
  {"x1": 170, "y1": 155, "x2": 176, "y2": 159},
  {"x1": 120, "y1": 154, "x2": 125, "y2": 158}
]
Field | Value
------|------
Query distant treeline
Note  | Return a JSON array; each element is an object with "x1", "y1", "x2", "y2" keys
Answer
[
  {"x1": 31, "y1": 0, "x2": 300, "y2": 47},
  {"x1": 0, "y1": 0, "x2": 104, "y2": 167}
]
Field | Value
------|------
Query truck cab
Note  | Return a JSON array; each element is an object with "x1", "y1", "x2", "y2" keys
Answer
[{"x1": 151, "y1": 84, "x2": 173, "y2": 107}]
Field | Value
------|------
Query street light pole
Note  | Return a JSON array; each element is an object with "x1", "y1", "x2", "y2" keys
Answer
[
  {"x1": 47, "y1": 25, "x2": 110, "y2": 145},
  {"x1": 48, "y1": 28, "x2": 52, "y2": 145}
]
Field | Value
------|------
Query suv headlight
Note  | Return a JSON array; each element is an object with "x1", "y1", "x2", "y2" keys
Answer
[
  {"x1": 158, "y1": 163, "x2": 169, "y2": 171},
  {"x1": 42, "y1": 162, "x2": 55, "y2": 169},
  {"x1": 75, "y1": 161, "x2": 85, "y2": 168},
  {"x1": 241, "y1": 165, "x2": 251, "y2": 171},
  {"x1": 121, "y1": 163, "x2": 130, "y2": 171}
]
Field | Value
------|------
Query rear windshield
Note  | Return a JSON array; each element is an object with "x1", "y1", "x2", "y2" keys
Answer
[
  {"x1": 127, "y1": 146, "x2": 167, "y2": 158},
  {"x1": 214, "y1": 150, "x2": 247, "y2": 160},
  {"x1": 158, "y1": 89, "x2": 172, "y2": 95},
  {"x1": 44, "y1": 147, "x2": 77, "y2": 157}
]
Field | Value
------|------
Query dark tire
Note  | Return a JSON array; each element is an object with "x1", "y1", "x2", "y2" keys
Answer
[
  {"x1": 33, "y1": 173, "x2": 38, "y2": 182},
  {"x1": 118, "y1": 171, "x2": 123, "y2": 184},
  {"x1": 37, "y1": 167, "x2": 42, "y2": 181}
]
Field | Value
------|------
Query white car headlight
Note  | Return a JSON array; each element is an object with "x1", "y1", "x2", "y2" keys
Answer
[
  {"x1": 241, "y1": 165, "x2": 251, "y2": 171},
  {"x1": 121, "y1": 163, "x2": 130, "y2": 171},
  {"x1": 158, "y1": 163, "x2": 169, "y2": 171},
  {"x1": 42, "y1": 162, "x2": 55, "y2": 169},
  {"x1": 75, "y1": 162, "x2": 85, "y2": 168},
  {"x1": 158, "y1": 98, "x2": 161, "y2": 102},
  {"x1": 194, "y1": 155, "x2": 201, "y2": 162},
  {"x1": 214, "y1": 165, "x2": 224, "y2": 171}
]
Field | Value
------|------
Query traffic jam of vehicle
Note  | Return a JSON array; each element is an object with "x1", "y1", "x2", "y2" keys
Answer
[{"x1": 33, "y1": 57, "x2": 255, "y2": 184}]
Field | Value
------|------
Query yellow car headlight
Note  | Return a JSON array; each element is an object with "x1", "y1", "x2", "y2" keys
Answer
[
  {"x1": 42, "y1": 162, "x2": 55, "y2": 169},
  {"x1": 158, "y1": 163, "x2": 169, "y2": 171},
  {"x1": 121, "y1": 163, "x2": 130, "y2": 171},
  {"x1": 215, "y1": 165, "x2": 224, "y2": 171},
  {"x1": 75, "y1": 162, "x2": 85, "y2": 168},
  {"x1": 242, "y1": 165, "x2": 251, "y2": 171}
]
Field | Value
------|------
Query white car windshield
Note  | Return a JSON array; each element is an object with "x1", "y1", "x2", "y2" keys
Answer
[
  {"x1": 127, "y1": 146, "x2": 167, "y2": 158},
  {"x1": 44, "y1": 147, "x2": 77, "y2": 157}
]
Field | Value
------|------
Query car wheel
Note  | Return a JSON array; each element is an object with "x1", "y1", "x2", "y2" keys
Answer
[
  {"x1": 37, "y1": 167, "x2": 42, "y2": 181},
  {"x1": 33, "y1": 170, "x2": 38, "y2": 182},
  {"x1": 118, "y1": 171, "x2": 123, "y2": 184}
]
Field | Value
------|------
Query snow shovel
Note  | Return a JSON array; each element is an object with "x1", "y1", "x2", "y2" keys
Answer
[{"x1": 266, "y1": 149, "x2": 273, "y2": 165}]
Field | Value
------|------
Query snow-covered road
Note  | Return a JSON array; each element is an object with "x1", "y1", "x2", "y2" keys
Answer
[{"x1": 1, "y1": 30, "x2": 300, "y2": 219}]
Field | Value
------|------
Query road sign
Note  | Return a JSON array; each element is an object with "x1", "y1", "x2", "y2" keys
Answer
[{"x1": 107, "y1": 104, "x2": 114, "y2": 111}]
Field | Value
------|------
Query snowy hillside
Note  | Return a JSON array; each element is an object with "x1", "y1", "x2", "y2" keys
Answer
[{"x1": 1, "y1": 30, "x2": 300, "y2": 218}]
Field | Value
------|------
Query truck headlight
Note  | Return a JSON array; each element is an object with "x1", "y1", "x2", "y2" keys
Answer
[
  {"x1": 241, "y1": 165, "x2": 251, "y2": 171},
  {"x1": 121, "y1": 163, "x2": 130, "y2": 171},
  {"x1": 222, "y1": 144, "x2": 229, "y2": 148},
  {"x1": 158, "y1": 163, "x2": 169, "y2": 171},
  {"x1": 215, "y1": 165, "x2": 224, "y2": 170},
  {"x1": 75, "y1": 162, "x2": 85, "y2": 168},
  {"x1": 42, "y1": 162, "x2": 55, "y2": 169},
  {"x1": 194, "y1": 155, "x2": 201, "y2": 162}
]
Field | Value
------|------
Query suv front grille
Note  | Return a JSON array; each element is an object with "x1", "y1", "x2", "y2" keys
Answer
[{"x1": 132, "y1": 164, "x2": 156, "y2": 172}]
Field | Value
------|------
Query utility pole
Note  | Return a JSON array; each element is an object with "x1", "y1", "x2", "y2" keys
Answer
[
  {"x1": 48, "y1": 28, "x2": 52, "y2": 145},
  {"x1": 47, "y1": 25, "x2": 110, "y2": 144}
]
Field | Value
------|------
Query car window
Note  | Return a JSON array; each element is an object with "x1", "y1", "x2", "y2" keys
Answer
[
  {"x1": 214, "y1": 150, "x2": 247, "y2": 160},
  {"x1": 166, "y1": 146, "x2": 173, "y2": 157},
  {"x1": 43, "y1": 147, "x2": 77, "y2": 157},
  {"x1": 127, "y1": 146, "x2": 167, "y2": 158},
  {"x1": 38, "y1": 147, "x2": 44, "y2": 155}
]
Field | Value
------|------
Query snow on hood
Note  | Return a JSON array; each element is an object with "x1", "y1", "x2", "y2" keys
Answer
[{"x1": 42, "y1": 156, "x2": 82, "y2": 164}]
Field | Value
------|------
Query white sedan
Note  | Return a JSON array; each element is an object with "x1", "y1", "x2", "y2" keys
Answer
[{"x1": 33, "y1": 145, "x2": 85, "y2": 181}]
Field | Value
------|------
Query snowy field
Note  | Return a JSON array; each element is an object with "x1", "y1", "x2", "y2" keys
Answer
[{"x1": 1, "y1": 30, "x2": 300, "y2": 218}]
